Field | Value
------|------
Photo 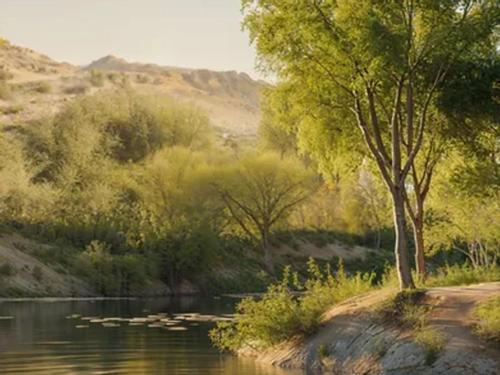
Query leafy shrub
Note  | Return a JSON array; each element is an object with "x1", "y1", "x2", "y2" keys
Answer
[
  {"x1": 63, "y1": 83, "x2": 88, "y2": 95},
  {"x1": 78, "y1": 240, "x2": 149, "y2": 296},
  {"x1": 317, "y1": 343, "x2": 329, "y2": 359},
  {"x1": 375, "y1": 289, "x2": 427, "y2": 328},
  {"x1": 32, "y1": 81, "x2": 52, "y2": 94},
  {"x1": 0, "y1": 262, "x2": 15, "y2": 277},
  {"x1": 425, "y1": 264, "x2": 500, "y2": 287},
  {"x1": 414, "y1": 327, "x2": 446, "y2": 365},
  {"x1": 0, "y1": 104, "x2": 23, "y2": 114},
  {"x1": 32, "y1": 265, "x2": 43, "y2": 281},
  {"x1": 210, "y1": 259, "x2": 375, "y2": 351},
  {"x1": 89, "y1": 70, "x2": 105, "y2": 87},
  {"x1": 0, "y1": 82, "x2": 12, "y2": 100},
  {"x1": 474, "y1": 296, "x2": 500, "y2": 342},
  {"x1": 135, "y1": 74, "x2": 149, "y2": 84}
]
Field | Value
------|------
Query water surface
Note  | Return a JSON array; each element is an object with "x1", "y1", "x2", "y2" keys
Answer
[{"x1": 0, "y1": 297, "x2": 299, "y2": 375}]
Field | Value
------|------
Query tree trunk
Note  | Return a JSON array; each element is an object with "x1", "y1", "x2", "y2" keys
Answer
[
  {"x1": 412, "y1": 216, "x2": 426, "y2": 280},
  {"x1": 261, "y1": 230, "x2": 275, "y2": 275},
  {"x1": 393, "y1": 189, "x2": 415, "y2": 290}
]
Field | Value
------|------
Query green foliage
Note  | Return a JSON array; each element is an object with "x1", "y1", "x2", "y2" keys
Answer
[
  {"x1": 426, "y1": 148, "x2": 500, "y2": 267},
  {"x1": 78, "y1": 241, "x2": 149, "y2": 295},
  {"x1": 474, "y1": 296, "x2": 500, "y2": 342},
  {"x1": 0, "y1": 262, "x2": 15, "y2": 277},
  {"x1": 375, "y1": 289, "x2": 428, "y2": 328},
  {"x1": 209, "y1": 151, "x2": 315, "y2": 246},
  {"x1": 32, "y1": 265, "x2": 43, "y2": 282},
  {"x1": 210, "y1": 259, "x2": 375, "y2": 351},
  {"x1": 425, "y1": 264, "x2": 500, "y2": 287},
  {"x1": 317, "y1": 343, "x2": 329, "y2": 359},
  {"x1": 414, "y1": 327, "x2": 446, "y2": 365}
]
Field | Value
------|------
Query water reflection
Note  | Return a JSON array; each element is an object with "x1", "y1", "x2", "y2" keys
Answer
[{"x1": 0, "y1": 297, "x2": 298, "y2": 374}]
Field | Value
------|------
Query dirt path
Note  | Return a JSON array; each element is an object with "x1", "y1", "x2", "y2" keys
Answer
[{"x1": 426, "y1": 283, "x2": 500, "y2": 357}]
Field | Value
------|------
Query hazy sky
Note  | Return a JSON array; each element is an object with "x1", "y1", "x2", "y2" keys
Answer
[{"x1": 0, "y1": 0, "x2": 263, "y2": 78}]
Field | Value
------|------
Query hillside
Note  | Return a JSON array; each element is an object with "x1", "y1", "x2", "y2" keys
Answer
[{"x1": 0, "y1": 41, "x2": 264, "y2": 137}]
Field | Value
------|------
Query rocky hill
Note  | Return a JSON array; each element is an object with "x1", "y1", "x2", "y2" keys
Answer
[{"x1": 0, "y1": 40, "x2": 264, "y2": 137}]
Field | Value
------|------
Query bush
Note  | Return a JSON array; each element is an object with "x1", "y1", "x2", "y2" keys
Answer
[
  {"x1": 425, "y1": 264, "x2": 500, "y2": 287},
  {"x1": 78, "y1": 240, "x2": 149, "y2": 296},
  {"x1": 474, "y1": 296, "x2": 500, "y2": 342},
  {"x1": 210, "y1": 259, "x2": 375, "y2": 351},
  {"x1": 0, "y1": 104, "x2": 23, "y2": 114},
  {"x1": 375, "y1": 289, "x2": 428, "y2": 328},
  {"x1": 32, "y1": 265, "x2": 43, "y2": 281},
  {"x1": 414, "y1": 327, "x2": 446, "y2": 365},
  {"x1": 63, "y1": 83, "x2": 88, "y2": 95},
  {"x1": 135, "y1": 74, "x2": 149, "y2": 84},
  {"x1": 32, "y1": 81, "x2": 52, "y2": 94},
  {"x1": 0, "y1": 262, "x2": 15, "y2": 277},
  {"x1": 0, "y1": 82, "x2": 12, "y2": 100},
  {"x1": 89, "y1": 70, "x2": 105, "y2": 87}
]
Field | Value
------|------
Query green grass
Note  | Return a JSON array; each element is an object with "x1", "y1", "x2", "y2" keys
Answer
[
  {"x1": 375, "y1": 289, "x2": 428, "y2": 327},
  {"x1": 414, "y1": 327, "x2": 446, "y2": 365},
  {"x1": 424, "y1": 264, "x2": 500, "y2": 287},
  {"x1": 474, "y1": 296, "x2": 500, "y2": 342}
]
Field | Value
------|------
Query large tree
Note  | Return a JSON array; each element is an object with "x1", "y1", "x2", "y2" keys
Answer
[{"x1": 243, "y1": 0, "x2": 499, "y2": 289}]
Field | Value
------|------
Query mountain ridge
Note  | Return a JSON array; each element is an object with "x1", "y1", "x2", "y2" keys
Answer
[{"x1": 0, "y1": 40, "x2": 264, "y2": 137}]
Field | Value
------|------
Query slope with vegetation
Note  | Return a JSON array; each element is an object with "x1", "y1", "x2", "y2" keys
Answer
[
  {"x1": 0, "y1": 39, "x2": 264, "y2": 138},
  {"x1": 223, "y1": 282, "x2": 500, "y2": 375}
]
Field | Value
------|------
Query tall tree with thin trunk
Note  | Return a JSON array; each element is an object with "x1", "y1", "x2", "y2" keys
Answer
[{"x1": 243, "y1": 0, "x2": 499, "y2": 289}]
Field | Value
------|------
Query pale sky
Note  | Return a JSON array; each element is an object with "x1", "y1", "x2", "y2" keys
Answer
[{"x1": 0, "y1": 0, "x2": 263, "y2": 79}]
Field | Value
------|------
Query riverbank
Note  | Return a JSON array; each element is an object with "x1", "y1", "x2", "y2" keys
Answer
[
  {"x1": 241, "y1": 283, "x2": 500, "y2": 375},
  {"x1": 0, "y1": 230, "x2": 386, "y2": 298}
]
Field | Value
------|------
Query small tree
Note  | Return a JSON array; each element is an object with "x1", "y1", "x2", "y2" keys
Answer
[{"x1": 212, "y1": 153, "x2": 314, "y2": 274}]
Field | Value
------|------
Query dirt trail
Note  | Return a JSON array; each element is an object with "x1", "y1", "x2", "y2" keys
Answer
[{"x1": 426, "y1": 283, "x2": 500, "y2": 357}]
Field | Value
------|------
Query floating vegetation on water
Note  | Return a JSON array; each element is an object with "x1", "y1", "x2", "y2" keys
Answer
[
  {"x1": 102, "y1": 322, "x2": 120, "y2": 327},
  {"x1": 167, "y1": 326, "x2": 188, "y2": 331},
  {"x1": 69, "y1": 312, "x2": 233, "y2": 332},
  {"x1": 130, "y1": 318, "x2": 148, "y2": 323}
]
